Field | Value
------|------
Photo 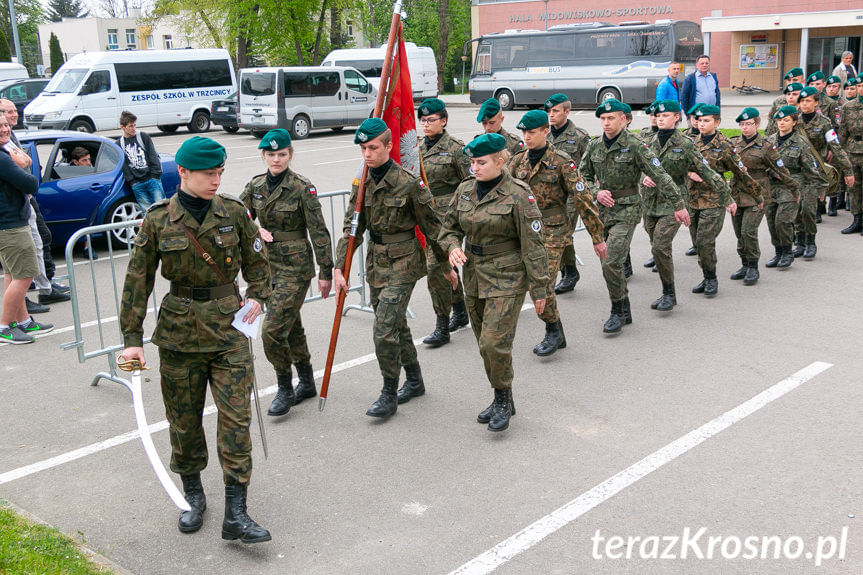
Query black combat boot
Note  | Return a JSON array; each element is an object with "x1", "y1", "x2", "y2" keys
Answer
[
  {"x1": 791, "y1": 233, "x2": 806, "y2": 258},
  {"x1": 777, "y1": 245, "x2": 794, "y2": 268},
  {"x1": 178, "y1": 473, "x2": 206, "y2": 533},
  {"x1": 477, "y1": 389, "x2": 516, "y2": 424},
  {"x1": 292, "y1": 363, "x2": 317, "y2": 404},
  {"x1": 221, "y1": 485, "x2": 271, "y2": 543},
  {"x1": 837, "y1": 193, "x2": 847, "y2": 210},
  {"x1": 765, "y1": 246, "x2": 782, "y2": 268},
  {"x1": 803, "y1": 235, "x2": 817, "y2": 259},
  {"x1": 692, "y1": 276, "x2": 706, "y2": 293},
  {"x1": 602, "y1": 300, "x2": 625, "y2": 334},
  {"x1": 817, "y1": 199, "x2": 826, "y2": 216},
  {"x1": 622, "y1": 297, "x2": 632, "y2": 324},
  {"x1": 654, "y1": 282, "x2": 676, "y2": 311},
  {"x1": 743, "y1": 262, "x2": 759, "y2": 285},
  {"x1": 267, "y1": 373, "x2": 294, "y2": 416},
  {"x1": 623, "y1": 253, "x2": 633, "y2": 278},
  {"x1": 843, "y1": 214, "x2": 863, "y2": 234},
  {"x1": 487, "y1": 388, "x2": 514, "y2": 432},
  {"x1": 730, "y1": 259, "x2": 748, "y2": 280},
  {"x1": 643, "y1": 256, "x2": 655, "y2": 268},
  {"x1": 533, "y1": 319, "x2": 567, "y2": 356},
  {"x1": 827, "y1": 196, "x2": 837, "y2": 216},
  {"x1": 422, "y1": 315, "x2": 450, "y2": 347},
  {"x1": 448, "y1": 301, "x2": 469, "y2": 331},
  {"x1": 685, "y1": 246, "x2": 697, "y2": 256},
  {"x1": 703, "y1": 269, "x2": 718, "y2": 297},
  {"x1": 553, "y1": 264, "x2": 580, "y2": 294},
  {"x1": 397, "y1": 363, "x2": 425, "y2": 404},
  {"x1": 366, "y1": 377, "x2": 398, "y2": 418}
]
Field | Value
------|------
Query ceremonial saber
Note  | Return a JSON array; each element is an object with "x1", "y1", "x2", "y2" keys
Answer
[{"x1": 247, "y1": 337, "x2": 268, "y2": 459}]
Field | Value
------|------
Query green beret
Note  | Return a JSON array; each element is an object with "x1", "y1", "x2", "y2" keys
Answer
[
  {"x1": 784, "y1": 67, "x2": 803, "y2": 80},
  {"x1": 846, "y1": 78, "x2": 858, "y2": 88},
  {"x1": 784, "y1": 82, "x2": 803, "y2": 94},
  {"x1": 645, "y1": 102, "x2": 658, "y2": 115},
  {"x1": 807, "y1": 71, "x2": 825, "y2": 83},
  {"x1": 694, "y1": 104, "x2": 720, "y2": 118},
  {"x1": 258, "y1": 128, "x2": 292, "y2": 151},
  {"x1": 687, "y1": 103, "x2": 704, "y2": 116},
  {"x1": 595, "y1": 98, "x2": 626, "y2": 117},
  {"x1": 516, "y1": 109, "x2": 549, "y2": 131},
  {"x1": 463, "y1": 133, "x2": 506, "y2": 158},
  {"x1": 774, "y1": 105, "x2": 799, "y2": 120},
  {"x1": 654, "y1": 100, "x2": 681, "y2": 113},
  {"x1": 175, "y1": 136, "x2": 226, "y2": 170},
  {"x1": 354, "y1": 117, "x2": 388, "y2": 144},
  {"x1": 477, "y1": 98, "x2": 501, "y2": 122},
  {"x1": 622, "y1": 103, "x2": 632, "y2": 115},
  {"x1": 735, "y1": 107, "x2": 760, "y2": 122},
  {"x1": 544, "y1": 93, "x2": 569, "y2": 110},
  {"x1": 857, "y1": 72, "x2": 863, "y2": 80},
  {"x1": 826, "y1": 75, "x2": 841, "y2": 85},
  {"x1": 798, "y1": 86, "x2": 819, "y2": 100},
  {"x1": 417, "y1": 98, "x2": 445, "y2": 118}
]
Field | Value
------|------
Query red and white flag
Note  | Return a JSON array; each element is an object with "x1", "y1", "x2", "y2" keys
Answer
[{"x1": 381, "y1": 21, "x2": 420, "y2": 175}]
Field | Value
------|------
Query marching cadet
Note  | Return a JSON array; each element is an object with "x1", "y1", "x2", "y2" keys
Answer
[
  {"x1": 475, "y1": 98, "x2": 524, "y2": 158},
  {"x1": 684, "y1": 104, "x2": 703, "y2": 141},
  {"x1": 579, "y1": 99, "x2": 683, "y2": 333},
  {"x1": 689, "y1": 105, "x2": 745, "y2": 296},
  {"x1": 642, "y1": 99, "x2": 721, "y2": 310},
  {"x1": 807, "y1": 71, "x2": 827, "y2": 94},
  {"x1": 767, "y1": 68, "x2": 805, "y2": 135},
  {"x1": 642, "y1": 102, "x2": 659, "y2": 271},
  {"x1": 839, "y1": 83, "x2": 863, "y2": 235},
  {"x1": 119, "y1": 136, "x2": 272, "y2": 543},
  {"x1": 822, "y1": 75, "x2": 844, "y2": 128},
  {"x1": 544, "y1": 93, "x2": 590, "y2": 294},
  {"x1": 416, "y1": 98, "x2": 471, "y2": 349},
  {"x1": 795, "y1": 86, "x2": 854, "y2": 256},
  {"x1": 438, "y1": 133, "x2": 548, "y2": 432},
  {"x1": 239, "y1": 129, "x2": 332, "y2": 417},
  {"x1": 839, "y1": 78, "x2": 859, "y2": 214},
  {"x1": 333, "y1": 118, "x2": 456, "y2": 416},
  {"x1": 510, "y1": 109, "x2": 606, "y2": 356},
  {"x1": 764, "y1": 106, "x2": 817, "y2": 267}
]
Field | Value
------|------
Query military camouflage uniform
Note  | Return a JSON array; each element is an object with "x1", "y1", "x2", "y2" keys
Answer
[
  {"x1": 820, "y1": 94, "x2": 844, "y2": 130},
  {"x1": 120, "y1": 194, "x2": 271, "y2": 486},
  {"x1": 509, "y1": 144, "x2": 603, "y2": 323},
  {"x1": 334, "y1": 162, "x2": 449, "y2": 382},
  {"x1": 765, "y1": 131, "x2": 815, "y2": 246},
  {"x1": 643, "y1": 129, "x2": 724, "y2": 284},
  {"x1": 766, "y1": 94, "x2": 790, "y2": 136},
  {"x1": 419, "y1": 130, "x2": 471, "y2": 319},
  {"x1": 579, "y1": 129, "x2": 680, "y2": 303},
  {"x1": 548, "y1": 120, "x2": 591, "y2": 268},
  {"x1": 240, "y1": 169, "x2": 332, "y2": 377},
  {"x1": 476, "y1": 127, "x2": 524, "y2": 159},
  {"x1": 798, "y1": 113, "x2": 849, "y2": 233},
  {"x1": 690, "y1": 133, "x2": 753, "y2": 274},
  {"x1": 438, "y1": 171, "x2": 548, "y2": 390},
  {"x1": 838, "y1": 98, "x2": 863, "y2": 215}
]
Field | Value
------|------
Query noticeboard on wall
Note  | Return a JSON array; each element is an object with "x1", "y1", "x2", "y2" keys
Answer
[{"x1": 739, "y1": 44, "x2": 778, "y2": 69}]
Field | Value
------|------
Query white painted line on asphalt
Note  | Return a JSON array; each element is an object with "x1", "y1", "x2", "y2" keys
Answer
[{"x1": 448, "y1": 361, "x2": 834, "y2": 575}]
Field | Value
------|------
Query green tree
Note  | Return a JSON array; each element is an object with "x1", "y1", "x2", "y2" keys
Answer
[
  {"x1": 47, "y1": 0, "x2": 89, "y2": 22},
  {"x1": 0, "y1": 28, "x2": 11, "y2": 62},
  {"x1": 49, "y1": 32, "x2": 64, "y2": 73},
  {"x1": 0, "y1": 0, "x2": 45, "y2": 73}
]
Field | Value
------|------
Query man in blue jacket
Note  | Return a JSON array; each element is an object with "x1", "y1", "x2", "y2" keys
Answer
[
  {"x1": 655, "y1": 62, "x2": 681, "y2": 103},
  {"x1": 681, "y1": 55, "x2": 721, "y2": 124}
]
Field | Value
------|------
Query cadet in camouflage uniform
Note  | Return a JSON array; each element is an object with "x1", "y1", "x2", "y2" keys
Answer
[
  {"x1": 839, "y1": 87, "x2": 863, "y2": 234},
  {"x1": 239, "y1": 129, "x2": 332, "y2": 417},
  {"x1": 820, "y1": 75, "x2": 844, "y2": 130},
  {"x1": 839, "y1": 79, "x2": 859, "y2": 213},
  {"x1": 333, "y1": 118, "x2": 456, "y2": 417},
  {"x1": 689, "y1": 105, "x2": 746, "y2": 296},
  {"x1": 764, "y1": 106, "x2": 818, "y2": 268},
  {"x1": 416, "y1": 98, "x2": 471, "y2": 349},
  {"x1": 766, "y1": 69, "x2": 804, "y2": 135},
  {"x1": 475, "y1": 98, "x2": 524, "y2": 159},
  {"x1": 439, "y1": 133, "x2": 548, "y2": 432},
  {"x1": 795, "y1": 87, "x2": 854, "y2": 257},
  {"x1": 510, "y1": 109, "x2": 606, "y2": 356},
  {"x1": 544, "y1": 93, "x2": 591, "y2": 294},
  {"x1": 730, "y1": 108, "x2": 795, "y2": 285},
  {"x1": 119, "y1": 137, "x2": 272, "y2": 543},
  {"x1": 579, "y1": 99, "x2": 684, "y2": 333}
]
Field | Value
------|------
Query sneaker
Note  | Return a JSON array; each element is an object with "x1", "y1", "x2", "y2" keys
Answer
[
  {"x1": 51, "y1": 282, "x2": 71, "y2": 294},
  {"x1": 38, "y1": 288, "x2": 71, "y2": 304},
  {"x1": 17, "y1": 318, "x2": 54, "y2": 335},
  {"x1": 25, "y1": 297, "x2": 50, "y2": 314},
  {"x1": 0, "y1": 325, "x2": 34, "y2": 345}
]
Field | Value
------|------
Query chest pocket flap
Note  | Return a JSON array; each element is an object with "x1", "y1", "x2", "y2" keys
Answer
[
  {"x1": 159, "y1": 234, "x2": 189, "y2": 252},
  {"x1": 276, "y1": 198, "x2": 300, "y2": 212},
  {"x1": 383, "y1": 196, "x2": 408, "y2": 208}
]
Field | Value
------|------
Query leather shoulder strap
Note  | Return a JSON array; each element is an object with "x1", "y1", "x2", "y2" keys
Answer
[{"x1": 178, "y1": 223, "x2": 231, "y2": 284}]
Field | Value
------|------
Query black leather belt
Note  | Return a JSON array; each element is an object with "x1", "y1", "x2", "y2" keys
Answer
[
  {"x1": 170, "y1": 282, "x2": 238, "y2": 301},
  {"x1": 369, "y1": 230, "x2": 415, "y2": 244},
  {"x1": 272, "y1": 229, "x2": 306, "y2": 242},
  {"x1": 468, "y1": 239, "x2": 519, "y2": 256}
]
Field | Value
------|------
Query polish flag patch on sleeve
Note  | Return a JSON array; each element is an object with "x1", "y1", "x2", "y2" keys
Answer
[
  {"x1": 527, "y1": 193, "x2": 536, "y2": 203},
  {"x1": 309, "y1": 186, "x2": 317, "y2": 195},
  {"x1": 569, "y1": 162, "x2": 577, "y2": 170}
]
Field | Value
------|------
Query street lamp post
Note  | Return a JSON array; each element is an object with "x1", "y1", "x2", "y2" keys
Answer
[{"x1": 544, "y1": 0, "x2": 549, "y2": 31}]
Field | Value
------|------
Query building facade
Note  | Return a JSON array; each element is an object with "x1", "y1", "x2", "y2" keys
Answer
[{"x1": 470, "y1": 0, "x2": 863, "y2": 89}]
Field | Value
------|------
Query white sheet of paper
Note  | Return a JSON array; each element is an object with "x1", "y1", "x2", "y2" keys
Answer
[{"x1": 232, "y1": 301, "x2": 262, "y2": 339}]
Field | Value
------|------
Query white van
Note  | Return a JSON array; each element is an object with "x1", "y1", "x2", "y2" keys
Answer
[
  {"x1": 24, "y1": 49, "x2": 236, "y2": 133},
  {"x1": 0, "y1": 63, "x2": 28, "y2": 82},
  {"x1": 238, "y1": 66, "x2": 375, "y2": 139},
  {"x1": 321, "y1": 43, "x2": 438, "y2": 100}
]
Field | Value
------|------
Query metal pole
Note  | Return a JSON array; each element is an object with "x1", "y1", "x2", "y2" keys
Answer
[
  {"x1": 544, "y1": 0, "x2": 549, "y2": 31},
  {"x1": 7, "y1": 0, "x2": 23, "y2": 65}
]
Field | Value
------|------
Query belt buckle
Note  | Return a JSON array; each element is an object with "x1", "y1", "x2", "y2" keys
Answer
[{"x1": 469, "y1": 244, "x2": 482, "y2": 255}]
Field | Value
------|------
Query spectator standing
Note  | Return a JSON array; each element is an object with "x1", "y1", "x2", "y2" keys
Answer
[
  {"x1": 655, "y1": 62, "x2": 681, "y2": 102},
  {"x1": 832, "y1": 51, "x2": 858, "y2": 85},
  {"x1": 118, "y1": 111, "x2": 165, "y2": 211},
  {"x1": 681, "y1": 55, "x2": 721, "y2": 123}
]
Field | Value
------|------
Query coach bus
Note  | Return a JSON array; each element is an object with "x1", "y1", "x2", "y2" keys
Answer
[{"x1": 467, "y1": 20, "x2": 703, "y2": 109}]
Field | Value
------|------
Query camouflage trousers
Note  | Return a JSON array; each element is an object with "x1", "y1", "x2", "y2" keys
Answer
[
  {"x1": 766, "y1": 201, "x2": 799, "y2": 246},
  {"x1": 539, "y1": 242, "x2": 565, "y2": 323},
  {"x1": 732, "y1": 205, "x2": 764, "y2": 262},
  {"x1": 794, "y1": 185, "x2": 820, "y2": 236},
  {"x1": 465, "y1": 293, "x2": 525, "y2": 390},
  {"x1": 599, "y1": 203, "x2": 641, "y2": 302},
  {"x1": 158, "y1": 346, "x2": 254, "y2": 486},
  {"x1": 560, "y1": 202, "x2": 579, "y2": 267},
  {"x1": 370, "y1": 283, "x2": 417, "y2": 380},
  {"x1": 426, "y1": 244, "x2": 464, "y2": 318},
  {"x1": 262, "y1": 278, "x2": 311, "y2": 375},
  {"x1": 644, "y1": 214, "x2": 681, "y2": 285},
  {"x1": 848, "y1": 153, "x2": 863, "y2": 215},
  {"x1": 689, "y1": 207, "x2": 725, "y2": 273}
]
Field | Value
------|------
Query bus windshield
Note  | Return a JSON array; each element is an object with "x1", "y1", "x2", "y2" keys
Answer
[
  {"x1": 673, "y1": 21, "x2": 705, "y2": 62},
  {"x1": 334, "y1": 60, "x2": 384, "y2": 78},
  {"x1": 241, "y1": 72, "x2": 276, "y2": 96},
  {"x1": 45, "y1": 68, "x2": 88, "y2": 93}
]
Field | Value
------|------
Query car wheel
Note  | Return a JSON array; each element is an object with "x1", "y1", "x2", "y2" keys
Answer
[
  {"x1": 495, "y1": 89, "x2": 515, "y2": 111},
  {"x1": 223, "y1": 125, "x2": 240, "y2": 133},
  {"x1": 597, "y1": 87, "x2": 621, "y2": 104},
  {"x1": 157, "y1": 125, "x2": 179, "y2": 133},
  {"x1": 105, "y1": 199, "x2": 144, "y2": 249},
  {"x1": 188, "y1": 110, "x2": 211, "y2": 133},
  {"x1": 69, "y1": 118, "x2": 94, "y2": 133},
  {"x1": 290, "y1": 115, "x2": 310, "y2": 140}
]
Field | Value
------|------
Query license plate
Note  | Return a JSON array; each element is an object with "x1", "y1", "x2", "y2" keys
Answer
[
  {"x1": 216, "y1": 106, "x2": 228, "y2": 112},
  {"x1": 251, "y1": 116, "x2": 264, "y2": 123}
]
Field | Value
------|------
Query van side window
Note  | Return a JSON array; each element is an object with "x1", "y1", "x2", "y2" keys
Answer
[
  {"x1": 284, "y1": 72, "x2": 311, "y2": 97},
  {"x1": 310, "y1": 72, "x2": 339, "y2": 96},
  {"x1": 82, "y1": 71, "x2": 111, "y2": 94},
  {"x1": 344, "y1": 70, "x2": 369, "y2": 94}
]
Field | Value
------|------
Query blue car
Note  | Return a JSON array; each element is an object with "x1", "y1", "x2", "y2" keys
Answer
[{"x1": 17, "y1": 130, "x2": 180, "y2": 248}]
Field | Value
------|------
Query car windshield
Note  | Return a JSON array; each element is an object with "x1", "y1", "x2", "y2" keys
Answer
[{"x1": 45, "y1": 69, "x2": 88, "y2": 93}]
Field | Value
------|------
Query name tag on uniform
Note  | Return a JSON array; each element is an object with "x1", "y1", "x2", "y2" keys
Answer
[
  {"x1": 712, "y1": 148, "x2": 722, "y2": 153},
  {"x1": 252, "y1": 193, "x2": 263, "y2": 199},
  {"x1": 218, "y1": 225, "x2": 234, "y2": 234},
  {"x1": 438, "y1": 152, "x2": 451, "y2": 156},
  {"x1": 753, "y1": 145, "x2": 763, "y2": 149},
  {"x1": 671, "y1": 148, "x2": 683, "y2": 153},
  {"x1": 566, "y1": 139, "x2": 576, "y2": 144},
  {"x1": 549, "y1": 165, "x2": 557, "y2": 170},
  {"x1": 789, "y1": 146, "x2": 800, "y2": 151},
  {"x1": 461, "y1": 194, "x2": 471, "y2": 201},
  {"x1": 620, "y1": 147, "x2": 630, "y2": 152}
]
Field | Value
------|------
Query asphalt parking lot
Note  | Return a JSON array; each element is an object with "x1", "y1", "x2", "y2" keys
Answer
[{"x1": 1, "y1": 102, "x2": 862, "y2": 574}]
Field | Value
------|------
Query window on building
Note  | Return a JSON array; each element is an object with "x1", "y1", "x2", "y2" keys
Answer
[
  {"x1": 163, "y1": 35, "x2": 173, "y2": 49},
  {"x1": 145, "y1": 35, "x2": 154, "y2": 49},
  {"x1": 107, "y1": 29, "x2": 119, "y2": 50},
  {"x1": 347, "y1": 21, "x2": 354, "y2": 37},
  {"x1": 126, "y1": 29, "x2": 136, "y2": 49}
]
